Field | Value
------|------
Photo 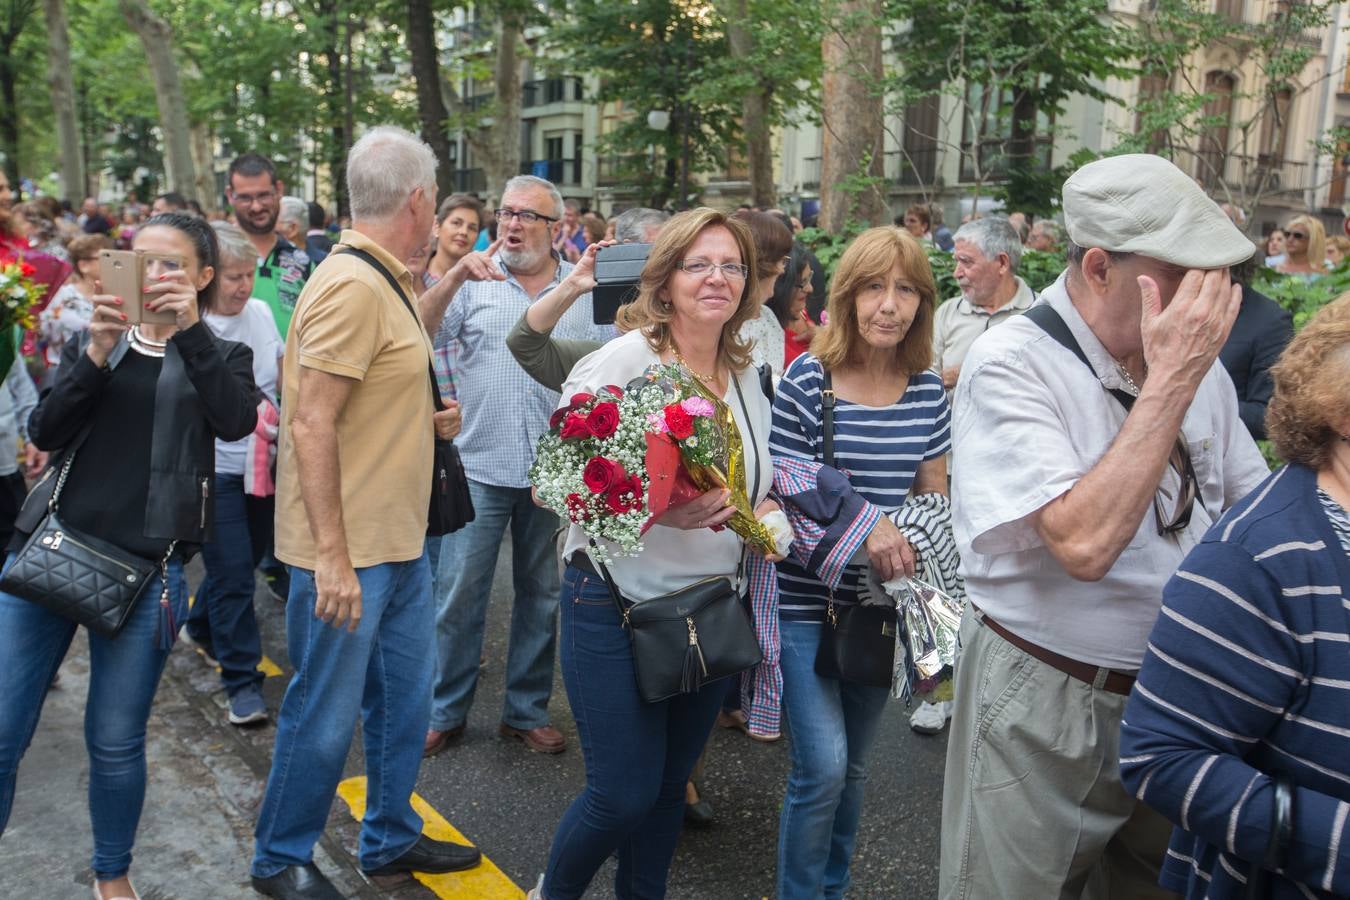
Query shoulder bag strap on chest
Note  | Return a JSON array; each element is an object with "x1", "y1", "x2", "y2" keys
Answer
[
  {"x1": 820, "y1": 368, "x2": 836, "y2": 468},
  {"x1": 1022, "y1": 303, "x2": 1135, "y2": 412},
  {"x1": 337, "y1": 246, "x2": 445, "y2": 413}
]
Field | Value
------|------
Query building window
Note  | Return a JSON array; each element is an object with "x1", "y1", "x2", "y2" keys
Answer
[
  {"x1": 1195, "y1": 70, "x2": 1235, "y2": 189},
  {"x1": 958, "y1": 82, "x2": 1052, "y2": 183},
  {"x1": 899, "y1": 94, "x2": 940, "y2": 186},
  {"x1": 1136, "y1": 69, "x2": 1172, "y2": 153}
]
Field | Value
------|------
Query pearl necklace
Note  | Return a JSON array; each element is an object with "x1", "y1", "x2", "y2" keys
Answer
[{"x1": 128, "y1": 325, "x2": 168, "y2": 358}]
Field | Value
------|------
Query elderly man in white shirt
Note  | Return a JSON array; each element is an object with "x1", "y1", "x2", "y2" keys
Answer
[{"x1": 938, "y1": 154, "x2": 1271, "y2": 900}]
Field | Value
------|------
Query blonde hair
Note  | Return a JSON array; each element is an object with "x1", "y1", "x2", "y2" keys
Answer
[
  {"x1": 1286, "y1": 214, "x2": 1327, "y2": 273},
  {"x1": 616, "y1": 208, "x2": 760, "y2": 372},
  {"x1": 811, "y1": 226, "x2": 937, "y2": 374},
  {"x1": 1267, "y1": 293, "x2": 1350, "y2": 469}
]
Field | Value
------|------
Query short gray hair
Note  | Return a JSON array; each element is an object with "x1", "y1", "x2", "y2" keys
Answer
[
  {"x1": 501, "y1": 174, "x2": 563, "y2": 219},
  {"x1": 1030, "y1": 219, "x2": 1063, "y2": 243},
  {"x1": 613, "y1": 207, "x2": 670, "y2": 243},
  {"x1": 210, "y1": 221, "x2": 258, "y2": 268},
  {"x1": 279, "y1": 195, "x2": 308, "y2": 232},
  {"x1": 346, "y1": 126, "x2": 438, "y2": 221},
  {"x1": 953, "y1": 217, "x2": 1023, "y2": 273}
]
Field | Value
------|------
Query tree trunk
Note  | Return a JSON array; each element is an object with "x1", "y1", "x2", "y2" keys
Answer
[
  {"x1": 190, "y1": 121, "x2": 215, "y2": 209},
  {"x1": 0, "y1": 1, "x2": 37, "y2": 192},
  {"x1": 43, "y1": 0, "x2": 83, "y2": 202},
  {"x1": 818, "y1": 0, "x2": 885, "y2": 232},
  {"x1": 726, "y1": 4, "x2": 775, "y2": 207},
  {"x1": 118, "y1": 0, "x2": 197, "y2": 201},
  {"x1": 480, "y1": 7, "x2": 524, "y2": 202},
  {"x1": 407, "y1": 0, "x2": 455, "y2": 198}
]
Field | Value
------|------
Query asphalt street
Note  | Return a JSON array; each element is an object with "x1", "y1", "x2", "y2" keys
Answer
[{"x1": 2, "y1": 537, "x2": 947, "y2": 899}]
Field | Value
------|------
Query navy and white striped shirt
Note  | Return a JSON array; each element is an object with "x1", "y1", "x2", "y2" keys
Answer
[
  {"x1": 1119, "y1": 464, "x2": 1350, "y2": 899},
  {"x1": 769, "y1": 353, "x2": 950, "y2": 622}
]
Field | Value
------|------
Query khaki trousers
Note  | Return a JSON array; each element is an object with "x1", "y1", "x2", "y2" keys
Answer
[{"x1": 938, "y1": 612, "x2": 1179, "y2": 900}]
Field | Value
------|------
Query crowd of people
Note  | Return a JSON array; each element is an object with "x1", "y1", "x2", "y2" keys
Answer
[{"x1": 0, "y1": 131, "x2": 1346, "y2": 900}]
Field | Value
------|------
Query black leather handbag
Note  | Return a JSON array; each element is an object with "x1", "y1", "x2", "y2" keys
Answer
[
  {"x1": 591, "y1": 557, "x2": 763, "y2": 703},
  {"x1": 812, "y1": 368, "x2": 899, "y2": 687},
  {"x1": 339, "y1": 247, "x2": 474, "y2": 536},
  {"x1": 0, "y1": 452, "x2": 175, "y2": 639}
]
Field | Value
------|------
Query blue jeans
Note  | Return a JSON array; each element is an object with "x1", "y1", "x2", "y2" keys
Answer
[
  {"x1": 0, "y1": 554, "x2": 188, "y2": 880},
  {"x1": 777, "y1": 619, "x2": 891, "y2": 900},
  {"x1": 543, "y1": 566, "x2": 725, "y2": 900},
  {"x1": 251, "y1": 556, "x2": 434, "y2": 876},
  {"x1": 430, "y1": 479, "x2": 560, "y2": 732},
  {"x1": 187, "y1": 473, "x2": 271, "y2": 696}
]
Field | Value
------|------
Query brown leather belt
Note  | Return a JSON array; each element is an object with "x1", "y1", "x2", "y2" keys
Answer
[{"x1": 979, "y1": 612, "x2": 1138, "y2": 696}]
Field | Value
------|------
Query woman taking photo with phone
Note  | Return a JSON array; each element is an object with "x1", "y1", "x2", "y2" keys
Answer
[{"x1": 0, "y1": 212, "x2": 257, "y2": 900}]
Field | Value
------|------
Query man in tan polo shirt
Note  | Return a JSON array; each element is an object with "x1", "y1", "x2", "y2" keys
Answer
[{"x1": 250, "y1": 127, "x2": 479, "y2": 900}]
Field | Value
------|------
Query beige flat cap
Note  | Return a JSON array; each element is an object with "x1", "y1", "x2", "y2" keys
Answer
[{"x1": 1062, "y1": 154, "x2": 1254, "y2": 269}]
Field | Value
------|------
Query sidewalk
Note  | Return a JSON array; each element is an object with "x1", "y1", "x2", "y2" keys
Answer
[{"x1": 0, "y1": 625, "x2": 417, "y2": 899}]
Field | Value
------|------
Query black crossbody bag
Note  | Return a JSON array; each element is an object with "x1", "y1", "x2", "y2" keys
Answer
[
  {"x1": 1, "y1": 446, "x2": 176, "y2": 639},
  {"x1": 813, "y1": 369, "x2": 899, "y2": 689},
  {"x1": 589, "y1": 374, "x2": 764, "y2": 703},
  {"x1": 339, "y1": 247, "x2": 474, "y2": 535}
]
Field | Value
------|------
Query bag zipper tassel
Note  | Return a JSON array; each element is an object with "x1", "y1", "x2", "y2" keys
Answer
[
  {"x1": 156, "y1": 558, "x2": 174, "y2": 651},
  {"x1": 680, "y1": 617, "x2": 708, "y2": 693}
]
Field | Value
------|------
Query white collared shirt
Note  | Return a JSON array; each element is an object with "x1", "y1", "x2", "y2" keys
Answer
[
  {"x1": 932, "y1": 275, "x2": 1037, "y2": 384},
  {"x1": 950, "y1": 272, "x2": 1269, "y2": 668}
]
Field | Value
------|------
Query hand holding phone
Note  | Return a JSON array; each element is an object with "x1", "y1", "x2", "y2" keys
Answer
[{"x1": 97, "y1": 249, "x2": 182, "y2": 326}]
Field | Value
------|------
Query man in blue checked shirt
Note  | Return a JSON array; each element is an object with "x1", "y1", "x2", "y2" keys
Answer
[{"x1": 416, "y1": 175, "x2": 612, "y2": 757}]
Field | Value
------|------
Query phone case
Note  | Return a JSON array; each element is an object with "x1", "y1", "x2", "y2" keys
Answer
[
  {"x1": 97, "y1": 250, "x2": 141, "y2": 324},
  {"x1": 137, "y1": 253, "x2": 182, "y2": 326}
]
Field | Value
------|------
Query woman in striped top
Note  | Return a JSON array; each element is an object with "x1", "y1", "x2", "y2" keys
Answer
[
  {"x1": 769, "y1": 227, "x2": 950, "y2": 899},
  {"x1": 1119, "y1": 295, "x2": 1350, "y2": 899}
]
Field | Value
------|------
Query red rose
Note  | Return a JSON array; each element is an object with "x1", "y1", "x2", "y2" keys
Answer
[
  {"x1": 565, "y1": 493, "x2": 592, "y2": 523},
  {"x1": 664, "y1": 403, "x2": 694, "y2": 440},
  {"x1": 18, "y1": 261, "x2": 35, "y2": 277},
  {"x1": 549, "y1": 406, "x2": 568, "y2": 430},
  {"x1": 560, "y1": 412, "x2": 592, "y2": 440},
  {"x1": 605, "y1": 475, "x2": 644, "y2": 515},
  {"x1": 602, "y1": 384, "x2": 625, "y2": 399},
  {"x1": 583, "y1": 456, "x2": 622, "y2": 494},
  {"x1": 570, "y1": 392, "x2": 596, "y2": 408},
  {"x1": 586, "y1": 401, "x2": 620, "y2": 439}
]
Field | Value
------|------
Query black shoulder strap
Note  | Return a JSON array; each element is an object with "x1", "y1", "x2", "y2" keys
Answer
[
  {"x1": 1022, "y1": 303, "x2": 1136, "y2": 411},
  {"x1": 820, "y1": 368, "x2": 835, "y2": 467},
  {"x1": 337, "y1": 246, "x2": 445, "y2": 413}
]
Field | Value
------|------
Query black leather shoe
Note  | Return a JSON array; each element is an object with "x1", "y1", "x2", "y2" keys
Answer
[
  {"x1": 250, "y1": 862, "x2": 343, "y2": 899},
  {"x1": 363, "y1": 834, "x2": 482, "y2": 877}
]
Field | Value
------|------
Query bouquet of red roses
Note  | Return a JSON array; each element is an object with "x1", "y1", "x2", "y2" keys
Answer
[{"x1": 530, "y1": 364, "x2": 777, "y2": 563}]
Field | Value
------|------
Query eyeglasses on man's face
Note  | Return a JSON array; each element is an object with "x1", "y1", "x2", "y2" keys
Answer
[
  {"x1": 677, "y1": 258, "x2": 750, "y2": 280},
  {"x1": 230, "y1": 190, "x2": 277, "y2": 207},
  {"x1": 494, "y1": 207, "x2": 558, "y2": 225}
]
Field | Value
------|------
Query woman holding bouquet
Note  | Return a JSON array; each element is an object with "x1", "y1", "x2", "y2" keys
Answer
[
  {"x1": 533, "y1": 208, "x2": 779, "y2": 900},
  {"x1": 770, "y1": 226, "x2": 950, "y2": 899}
]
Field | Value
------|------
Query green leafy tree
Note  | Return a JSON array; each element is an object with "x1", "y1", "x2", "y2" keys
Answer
[{"x1": 885, "y1": 0, "x2": 1137, "y2": 218}]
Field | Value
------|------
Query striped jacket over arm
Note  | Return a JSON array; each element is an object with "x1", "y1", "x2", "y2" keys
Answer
[{"x1": 1119, "y1": 463, "x2": 1350, "y2": 899}]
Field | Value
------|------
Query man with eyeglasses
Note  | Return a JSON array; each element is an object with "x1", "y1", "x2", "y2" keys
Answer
[
  {"x1": 416, "y1": 174, "x2": 611, "y2": 757},
  {"x1": 226, "y1": 153, "x2": 313, "y2": 339},
  {"x1": 938, "y1": 154, "x2": 1271, "y2": 900}
]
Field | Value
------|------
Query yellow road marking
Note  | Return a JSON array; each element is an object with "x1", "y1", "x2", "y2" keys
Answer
[{"x1": 336, "y1": 776, "x2": 525, "y2": 899}]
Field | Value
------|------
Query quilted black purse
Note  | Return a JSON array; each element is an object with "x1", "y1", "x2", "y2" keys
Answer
[
  {"x1": 0, "y1": 452, "x2": 175, "y2": 639},
  {"x1": 338, "y1": 246, "x2": 474, "y2": 536}
]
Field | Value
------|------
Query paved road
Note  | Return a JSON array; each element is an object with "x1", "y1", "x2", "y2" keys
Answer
[{"x1": 2, "y1": 538, "x2": 947, "y2": 899}]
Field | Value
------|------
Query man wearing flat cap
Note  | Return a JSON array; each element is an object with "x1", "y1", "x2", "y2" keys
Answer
[{"x1": 938, "y1": 154, "x2": 1270, "y2": 899}]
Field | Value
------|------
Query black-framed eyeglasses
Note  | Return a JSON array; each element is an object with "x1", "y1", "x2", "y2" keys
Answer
[
  {"x1": 1287, "y1": 231, "x2": 1309, "y2": 240},
  {"x1": 494, "y1": 207, "x2": 557, "y2": 225},
  {"x1": 1154, "y1": 436, "x2": 1199, "y2": 536},
  {"x1": 230, "y1": 190, "x2": 277, "y2": 207},
  {"x1": 677, "y1": 258, "x2": 750, "y2": 280}
]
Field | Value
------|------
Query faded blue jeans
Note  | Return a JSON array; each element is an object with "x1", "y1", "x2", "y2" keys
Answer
[
  {"x1": 429, "y1": 479, "x2": 560, "y2": 732},
  {"x1": 777, "y1": 619, "x2": 891, "y2": 900},
  {"x1": 251, "y1": 555, "x2": 434, "y2": 876},
  {"x1": 0, "y1": 554, "x2": 188, "y2": 880}
]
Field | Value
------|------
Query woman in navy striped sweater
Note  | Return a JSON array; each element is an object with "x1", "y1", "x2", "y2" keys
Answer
[
  {"x1": 1119, "y1": 295, "x2": 1350, "y2": 898},
  {"x1": 770, "y1": 226, "x2": 950, "y2": 899}
]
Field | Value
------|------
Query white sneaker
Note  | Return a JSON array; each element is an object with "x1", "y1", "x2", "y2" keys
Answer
[{"x1": 909, "y1": 700, "x2": 952, "y2": 735}]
